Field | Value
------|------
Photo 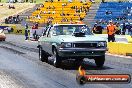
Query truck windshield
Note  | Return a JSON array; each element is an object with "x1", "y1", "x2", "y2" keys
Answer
[{"x1": 53, "y1": 25, "x2": 92, "y2": 35}]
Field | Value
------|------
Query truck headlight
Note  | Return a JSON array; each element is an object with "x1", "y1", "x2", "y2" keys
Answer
[
  {"x1": 61, "y1": 42, "x2": 72, "y2": 48},
  {"x1": 98, "y1": 42, "x2": 106, "y2": 47}
]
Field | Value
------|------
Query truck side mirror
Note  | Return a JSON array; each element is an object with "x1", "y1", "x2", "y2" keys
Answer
[{"x1": 52, "y1": 33, "x2": 57, "y2": 36}]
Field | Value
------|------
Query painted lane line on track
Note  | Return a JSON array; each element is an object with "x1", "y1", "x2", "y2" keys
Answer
[{"x1": 106, "y1": 53, "x2": 132, "y2": 59}]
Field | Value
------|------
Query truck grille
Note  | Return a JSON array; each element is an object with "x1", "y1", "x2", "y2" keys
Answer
[{"x1": 73, "y1": 43, "x2": 97, "y2": 48}]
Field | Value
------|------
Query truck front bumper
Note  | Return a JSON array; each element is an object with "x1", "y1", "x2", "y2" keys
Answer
[{"x1": 58, "y1": 48, "x2": 107, "y2": 58}]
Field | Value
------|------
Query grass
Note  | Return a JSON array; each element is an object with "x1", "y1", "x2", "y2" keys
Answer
[
  {"x1": 0, "y1": 0, "x2": 46, "y2": 3},
  {"x1": 0, "y1": 3, "x2": 35, "y2": 21}
]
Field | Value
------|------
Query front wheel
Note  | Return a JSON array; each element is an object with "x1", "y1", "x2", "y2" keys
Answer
[
  {"x1": 39, "y1": 47, "x2": 48, "y2": 62},
  {"x1": 94, "y1": 55, "x2": 105, "y2": 68},
  {"x1": 52, "y1": 48, "x2": 62, "y2": 68}
]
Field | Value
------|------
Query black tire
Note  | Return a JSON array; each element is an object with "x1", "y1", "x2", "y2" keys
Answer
[
  {"x1": 52, "y1": 48, "x2": 62, "y2": 67},
  {"x1": 94, "y1": 55, "x2": 105, "y2": 68},
  {"x1": 39, "y1": 47, "x2": 48, "y2": 62}
]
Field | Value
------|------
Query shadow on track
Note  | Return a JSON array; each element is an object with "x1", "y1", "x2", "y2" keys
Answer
[{"x1": 47, "y1": 58, "x2": 113, "y2": 70}]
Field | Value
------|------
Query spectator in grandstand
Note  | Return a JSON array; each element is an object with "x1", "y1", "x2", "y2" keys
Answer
[
  {"x1": 8, "y1": 16, "x2": 13, "y2": 24},
  {"x1": 35, "y1": 22, "x2": 38, "y2": 29},
  {"x1": 85, "y1": 6, "x2": 89, "y2": 12},
  {"x1": 115, "y1": 23, "x2": 121, "y2": 35},
  {"x1": 80, "y1": 6, "x2": 83, "y2": 12},
  {"x1": 36, "y1": 15, "x2": 41, "y2": 19},
  {"x1": 0, "y1": 4, "x2": 3, "y2": 6},
  {"x1": 106, "y1": 21, "x2": 116, "y2": 42},
  {"x1": 52, "y1": 6, "x2": 55, "y2": 10},
  {"x1": 61, "y1": 18, "x2": 68, "y2": 22},
  {"x1": 8, "y1": 5, "x2": 15, "y2": 9},
  {"x1": 52, "y1": 10, "x2": 55, "y2": 14},
  {"x1": 60, "y1": 13, "x2": 65, "y2": 16},
  {"x1": 36, "y1": 8, "x2": 40, "y2": 10},
  {"x1": 106, "y1": 10, "x2": 112, "y2": 15},
  {"x1": 68, "y1": 0, "x2": 72, "y2": 3},
  {"x1": 70, "y1": 18, "x2": 73, "y2": 24},
  {"x1": 90, "y1": 0, "x2": 95, "y2": 3},
  {"x1": 40, "y1": 4, "x2": 44, "y2": 8},
  {"x1": 16, "y1": 15, "x2": 20, "y2": 22},
  {"x1": 122, "y1": 23, "x2": 126, "y2": 35},
  {"x1": 43, "y1": 11, "x2": 46, "y2": 14}
]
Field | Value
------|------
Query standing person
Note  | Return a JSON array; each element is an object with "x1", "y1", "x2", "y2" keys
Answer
[
  {"x1": 127, "y1": 23, "x2": 132, "y2": 36},
  {"x1": 96, "y1": 24, "x2": 103, "y2": 34},
  {"x1": 92, "y1": 23, "x2": 103, "y2": 34},
  {"x1": 92, "y1": 23, "x2": 97, "y2": 34},
  {"x1": 115, "y1": 23, "x2": 121, "y2": 35},
  {"x1": 122, "y1": 23, "x2": 126, "y2": 35},
  {"x1": 25, "y1": 23, "x2": 29, "y2": 40},
  {"x1": 107, "y1": 21, "x2": 116, "y2": 42}
]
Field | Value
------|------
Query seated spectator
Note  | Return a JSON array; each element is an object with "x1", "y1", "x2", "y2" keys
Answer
[
  {"x1": 16, "y1": 15, "x2": 20, "y2": 21},
  {"x1": 47, "y1": 11, "x2": 51, "y2": 14},
  {"x1": 61, "y1": 18, "x2": 68, "y2": 22},
  {"x1": 60, "y1": 13, "x2": 65, "y2": 16},
  {"x1": 40, "y1": 4, "x2": 44, "y2": 8},
  {"x1": 36, "y1": 8, "x2": 40, "y2": 10},
  {"x1": 70, "y1": 18, "x2": 73, "y2": 24},
  {"x1": 9, "y1": 5, "x2": 15, "y2": 9},
  {"x1": 52, "y1": 11, "x2": 55, "y2": 14},
  {"x1": 43, "y1": 11, "x2": 46, "y2": 14},
  {"x1": 80, "y1": 1, "x2": 83, "y2": 3},
  {"x1": 67, "y1": 13, "x2": 70, "y2": 16},
  {"x1": 36, "y1": 15, "x2": 41, "y2": 19},
  {"x1": 106, "y1": 10, "x2": 112, "y2": 15},
  {"x1": 68, "y1": 0, "x2": 72, "y2": 3},
  {"x1": 90, "y1": 0, "x2": 95, "y2": 3},
  {"x1": 0, "y1": 4, "x2": 3, "y2": 6},
  {"x1": 52, "y1": 6, "x2": 55, "y2": 10}
]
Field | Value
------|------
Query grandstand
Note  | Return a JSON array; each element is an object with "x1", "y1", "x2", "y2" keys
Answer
[
  {"x1": 29, "y1": 1, "x2": 92, "y2": 24},
  {"x1": 95, "y1": 2, "x2": 132, "y2": 23},
  {"x1": 83, "y1": 1, "x2": 131, "y2": 28}
]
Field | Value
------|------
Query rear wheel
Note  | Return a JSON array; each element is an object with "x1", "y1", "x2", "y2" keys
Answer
[
  {"x1": 94, "y1": 55, "x2": 105, "y2": 68},
  {"x1": 39, "y1": 47, "x2": 48, "y2": 62},
  {"x1": 52, "y1": 48, "x2": 62, "y2": 67}
]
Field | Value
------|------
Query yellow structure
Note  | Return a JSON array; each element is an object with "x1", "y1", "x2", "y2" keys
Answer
[
  {"x1": 30, "y1": 1, "x2": 92, "y2": 24},
  {"x1": 108, "y1": 42, "x2": 132, "y2": 56},
  {"x1": 125, "y1": 35, "x2": 132, "y2": 43}
]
